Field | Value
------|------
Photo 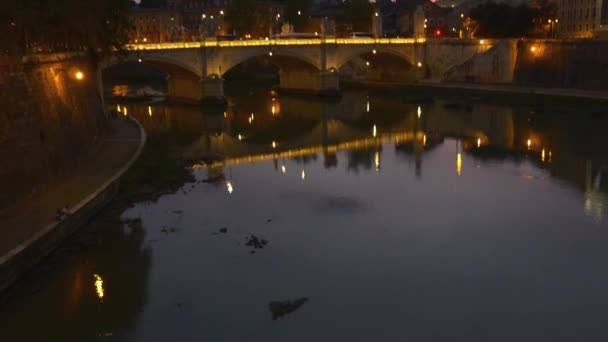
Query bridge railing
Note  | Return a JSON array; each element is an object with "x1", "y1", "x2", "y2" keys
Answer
[{"x1": 125, "y1": 37, "x2": 429, "y2": 50}]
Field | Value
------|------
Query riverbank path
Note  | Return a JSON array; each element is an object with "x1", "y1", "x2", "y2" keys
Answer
[
  {"x1": 417, "y1": 81, "x2": 608, "y2": 100},
  {"x1": 0, "y1": 117, "x2": 141, "y2": 257}
]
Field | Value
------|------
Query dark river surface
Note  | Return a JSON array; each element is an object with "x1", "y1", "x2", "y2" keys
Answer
[{"x1": 1, "y1": 84, "x2": 608, "y2": 341}]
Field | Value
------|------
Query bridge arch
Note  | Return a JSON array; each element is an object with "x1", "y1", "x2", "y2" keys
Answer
[
  {"x1": 103, "y1": 55, "x2": 201, "y2": 78},
  {"x1": 333, "y1": 45, "x2": 417, "y2": 71},
  {"x1": 215, "y1": 47, "x2": 322, "y2": 77}
]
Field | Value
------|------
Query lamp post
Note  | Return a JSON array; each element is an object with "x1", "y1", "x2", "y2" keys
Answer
[{"x1": 548, "y1": 18, "x2": 558, "y2": 38}]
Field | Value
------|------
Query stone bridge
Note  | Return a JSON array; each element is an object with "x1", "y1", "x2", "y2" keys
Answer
[{"x1": 104, "y1": 38, "x2": 497, "y2": 104}]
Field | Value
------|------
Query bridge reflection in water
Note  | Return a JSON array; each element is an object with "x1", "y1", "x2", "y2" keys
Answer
[{"x1": 112, "y1": 87, "x2": 608, "y2": 220}]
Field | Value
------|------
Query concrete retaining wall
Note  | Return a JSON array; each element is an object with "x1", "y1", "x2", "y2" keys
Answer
[{"x1": 0, "y1": 118, "x2": 146, "y2": 293}]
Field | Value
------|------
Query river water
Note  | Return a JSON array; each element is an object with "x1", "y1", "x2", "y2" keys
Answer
[{"x1": 1, "y1": 84, "x2": 608, "y2": 341}]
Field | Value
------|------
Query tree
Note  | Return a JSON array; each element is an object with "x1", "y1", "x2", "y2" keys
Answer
[
  {"x1": 469, "y1": 2, "x2": 539, "y2": 38},
  {"x1": 4, "y1": 0, "x2": 133, "y2": 58},
  {"x1": 284, "y1": 0, "x2": 314, "y2": 32},
  {"x1": 337, "y1": 0, "x2": 373, "y2": 33},
  {"x1": 225, "y1": 0, "x2": 259, "y2": 35}
]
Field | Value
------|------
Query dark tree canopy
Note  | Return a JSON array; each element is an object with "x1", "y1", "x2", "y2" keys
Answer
[
  {"x1": 284, "y1": 0, "x2": 314, "y2": 32},
  {"x1": 335, "y1": 0, "x2": 374, "y2": 32},
  {"x1": 2, "y1": 0, "x2": 133, "y2": 58},
  {"x1": 469, "y1": 1, "x2": 540, "y2": 38},
  {"x1": 225, "y1": 0, "x2": 260, "y2": 35}
]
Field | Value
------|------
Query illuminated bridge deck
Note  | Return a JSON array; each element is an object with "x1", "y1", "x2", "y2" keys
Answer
[{"x1": 126, "y1": 38, "x2": 432, "y2": 50}]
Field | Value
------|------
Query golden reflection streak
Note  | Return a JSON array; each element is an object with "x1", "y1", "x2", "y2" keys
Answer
[
  {"x1": 301, "y1": 170, "x2": 305, "y2": 180},
  {"x1": 123, "y1": 107, "x2": 128, "y2": 116},
  {"x1": 423, "y1": 134, "x2": 427, "y2": 146},
  {"x1": 457, "y1": 153, "x2": 462, "y2": 176},
  {"x1": 93, "y1": 274, "x2": 104, "y2": 300},
  {"x1": 281, "y1": 165, "x2": 286, "y2": 173},
  {"x1": 527, "y1": 139, "x2": 532, "y2": 149},
  {"x1": 192, "y1": 132, "x2": 420, "y2": 169},
  {"x1": 148, "y1": 106, "x2": 152, "y2": 117},
  {"x1": 417, "y1": 105, "x2": 422, "y2": 118},
  {"x1": 375, "y1": 151, "x2": 380, "y2": 171},
  {"x1": 372, "y1": 124, "x2": 377, "y2": 137},
  {"x1": 226, "y1": 181, "x2": 233, "y2": 194},
  {"x1": 541, "y1": 148, "x2": 546, "y2": 162},
  {"x1": 477, "y1": 138, "x2": 481, "y2": 148}
]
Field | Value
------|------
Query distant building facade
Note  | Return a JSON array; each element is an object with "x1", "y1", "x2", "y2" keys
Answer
[
  {"x1": 556, "y1": 0, "x2": 603, "y2": 37},
  {"x1": 130, "y1": 8, "x2": 183, "y2": 43},
  {"x1": 393, "y1": 0, "x2": 450, "y2": 37}
]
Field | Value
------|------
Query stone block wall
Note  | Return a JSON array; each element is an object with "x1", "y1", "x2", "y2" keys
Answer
[
  {"x1": 513, "y1": 40, "x2": 608, "y2": 89},
  {"x1": 0, "y1": 55, "x2": 107, "y2": 208}
]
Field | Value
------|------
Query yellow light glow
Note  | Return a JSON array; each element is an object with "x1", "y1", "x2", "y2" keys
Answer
[
  {"x1": 423, "y1": 134, "x2": 427, "y2": 146},
  {"x1": 375, "y1": 151, "x2": 380, "y2": 171},
  {"x1": 541, "y1": 148, "x2": 546, "y2": 162},
  {"x1": 272, "y1": 105, "x2": 276, "y2": 115},
  {"x1": 281, "y1": 165, "x2": 286, "y2": 173},
  {"x1": 226, "y1": 181, "x2": 233, "y2": 194},
  {"x1": 269, "y1": 51, "x2": 273, "y2": 56},
  {"x1": 530, "y1": 46, "x2": 536, "y2": 52},
  {"x1": 417, "y1": 105, "x2": 422, "y2": 118},
  {"x1": 123, "y1": 107, "x2": 128, "y2": 116},
  {"x1": 460, "y1": 13, "x2": 464, "y2": 18},
  {"x1": 366, "y1": 61, "x2": 370, "y2": 66},
  {"x1": 238, "y1": 134, "x2": 243, "y2": 141},
  {"x1": 127, "y1": 37, "x2": 427, "y2": 50},
  {"x1": 191, "y1": 132, "x2": 422, "y2": 169},
  {"x1": 148, "y1": 106, "x2": 152, "y2": 116},
  {"x1": 272, "y1": 141, "x2": 276, "y2": 149},
  {"x1": 527, "y1": 139, "x2": 532, "y2": 149},
  {"x1": 417, "y1": 62, "x2": 422, "y2": 68},
  {"x1": 116, "y1": 104, "x2": 121, "y2": 113},
  {"x1": 366, "y1": 100, "x2": 370, "y2": 113},
  {"x1": 224, "y1": 111, "x2": 227, "y2": 118},
  {"x1": 457, "y1": 153, "x2": 462, "y2": 176},
  {"x1": 372, "y1": 124, "x2": 377, "y2": 137},
  {"x1": 477, "y1": 138, "x2": 481, "y2": 148},
  {"x1": 75, "y1": 71, "x2": 84, "y2": 80},
  {"x1": 372, "y1": 49, "x2": 377, "y2": 54},
  {"x1": 301, "y1": 170, "x2": 305, "y2": 180},
  {"x1": 93, "y1": 274, "x2": 104, "y2": 300},
  {"x1": 479, "y1": 39, "x2": 485, "y2": 45}
]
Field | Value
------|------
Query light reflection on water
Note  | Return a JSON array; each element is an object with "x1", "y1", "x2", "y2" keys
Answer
[{"x1": 1, "y1": 87, "x2": 608, "y2": 341}]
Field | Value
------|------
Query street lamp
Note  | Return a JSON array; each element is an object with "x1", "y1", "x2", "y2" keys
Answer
[{"x1": 548, "y1": 18, "x2": 558, "y2": 37}]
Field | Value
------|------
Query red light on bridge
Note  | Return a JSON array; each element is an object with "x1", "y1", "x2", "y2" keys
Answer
[{"x1": 435, "y1": 29, "x2": 442, "y2": 37}]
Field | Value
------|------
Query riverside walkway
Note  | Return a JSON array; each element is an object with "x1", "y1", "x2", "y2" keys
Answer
[
  {"x1": 0, "y1": 117, "x2": 142, "y2": 259},
  {"x1": 417, "y1": 80, "x2": 608, "y2": 100}
]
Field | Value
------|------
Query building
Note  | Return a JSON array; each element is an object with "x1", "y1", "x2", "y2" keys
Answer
[
  {"x1": 180, "y1": 0, "x2": 229, "y2": 33},
  {"x1": 556, "y1": 0, "x2": 603, "y2": 38},
  {"x1": 393, "y1": 0, "x2": 450, "y2": 37},
  {"x1": 130, "y1": 7, "x2": 183, "y2": 43}
]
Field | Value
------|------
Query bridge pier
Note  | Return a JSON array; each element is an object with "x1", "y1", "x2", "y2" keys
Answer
[
  {"x1": 278, "y1": 70, "x2": 340, "y2": 97},
  {"x1": 200, "y1": 76, "x2": 227, "y2": 106}
]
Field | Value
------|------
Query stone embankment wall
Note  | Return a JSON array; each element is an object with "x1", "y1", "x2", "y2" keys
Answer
[
  {"x1": 513, "y1": 40, "x2": 608, "y2": 89},
  {"x1": 446, "y1": 39, "x2": 608, "y2": 89},
  {"x1": 0, "y1": 54, "x2": 107, "y2": 209}
]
